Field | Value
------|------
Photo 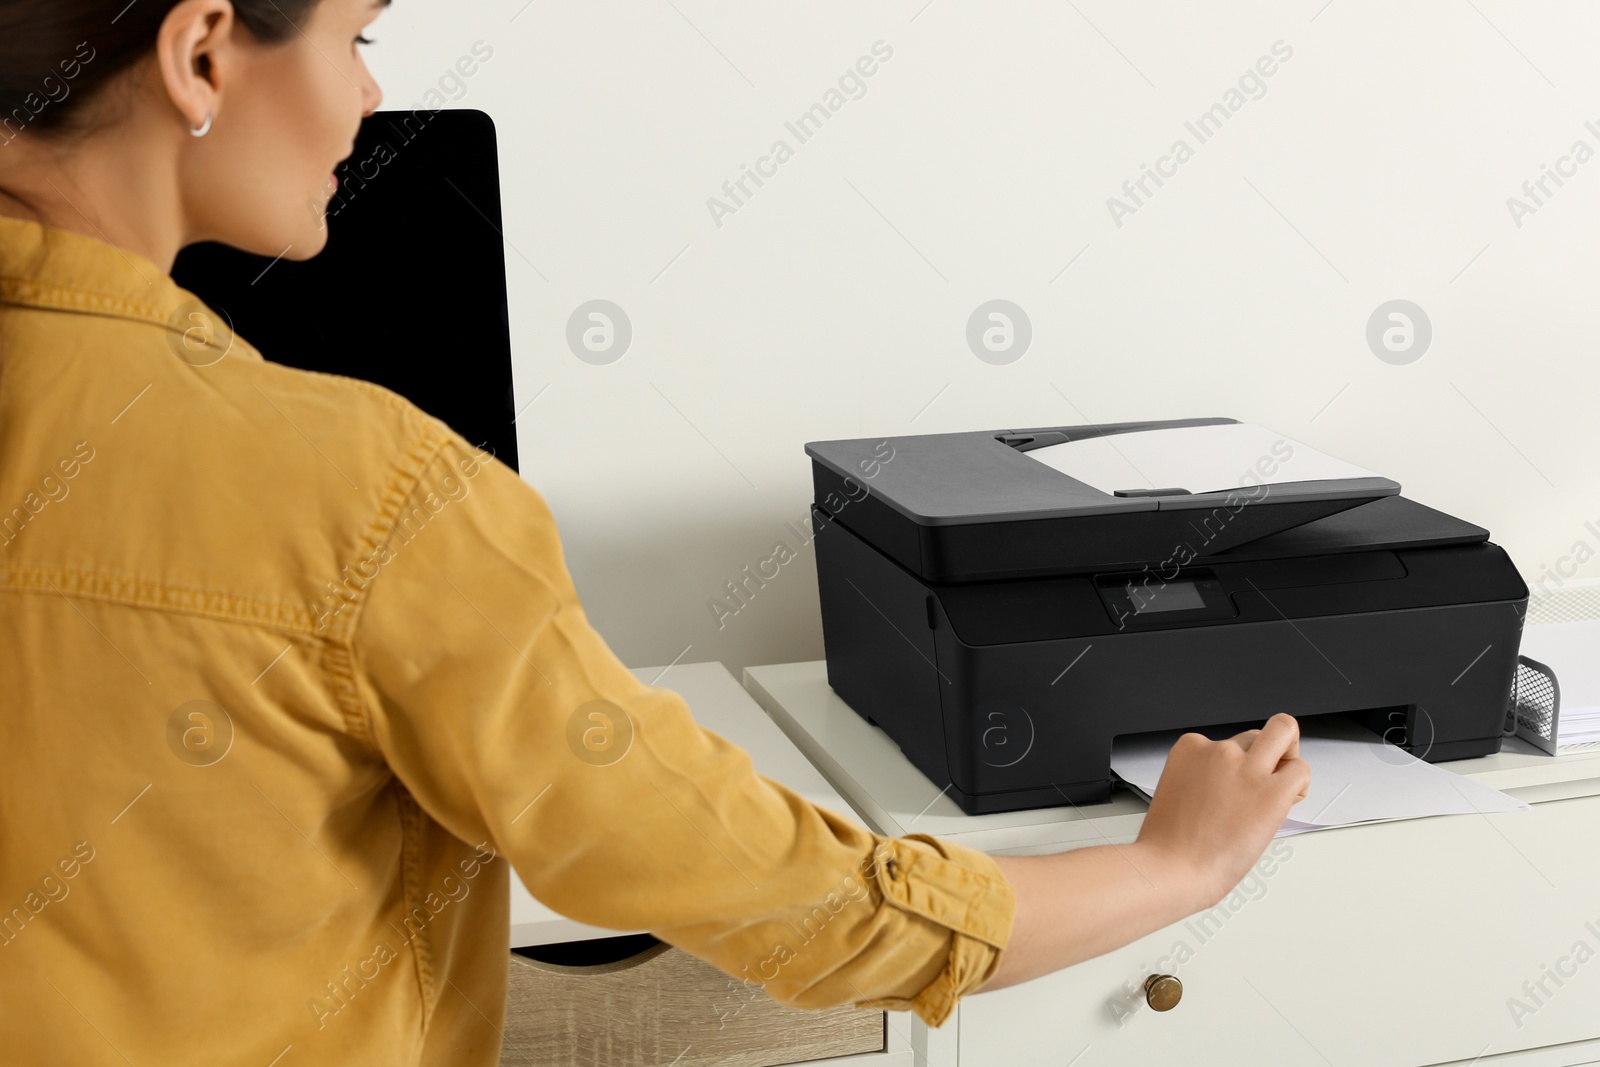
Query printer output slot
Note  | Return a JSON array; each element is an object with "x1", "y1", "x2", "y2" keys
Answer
[{"x1": 1110, "y1": 705, "x2": 1421, "y2": 768}]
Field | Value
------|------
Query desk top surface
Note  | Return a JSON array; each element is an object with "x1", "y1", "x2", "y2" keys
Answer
[
  {"x1": 509, "y1": 660, "x2": 860, "y2": 947},
  {"x1": 743, "y1": 660, "x2": 1600, "y2": 855}
]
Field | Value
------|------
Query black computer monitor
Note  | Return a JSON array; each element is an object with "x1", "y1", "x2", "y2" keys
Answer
[{"x1": 172, "y1": 108, "x2": 518, "y2": 471}]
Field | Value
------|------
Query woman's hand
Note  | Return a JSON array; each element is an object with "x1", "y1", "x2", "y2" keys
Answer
[
  {"x1": 977, "y1": 714, "x2": 1312, "y2": 996},
  {"x1": 1134, "y1": 713, "x2": 1311, "y2": 908}
]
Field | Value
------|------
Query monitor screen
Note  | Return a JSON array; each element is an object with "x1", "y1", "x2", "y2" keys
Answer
[{"x1": 171, "y1": 108, "x2": 518, "y2": 471}]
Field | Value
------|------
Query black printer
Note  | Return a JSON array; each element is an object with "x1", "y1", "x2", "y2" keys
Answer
[{"x1": 807, "y1": 418, "x2": 1529, "y2": 815}]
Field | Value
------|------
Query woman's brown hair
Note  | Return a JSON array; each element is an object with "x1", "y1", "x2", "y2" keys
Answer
[{"x1": 0, "y1": 0, "x2": 325, "y2": 138}]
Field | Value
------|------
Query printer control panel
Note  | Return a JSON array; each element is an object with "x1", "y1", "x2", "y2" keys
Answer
[{"x1": 1094, "y1": 568, "x2": 1238, "y2": 630}]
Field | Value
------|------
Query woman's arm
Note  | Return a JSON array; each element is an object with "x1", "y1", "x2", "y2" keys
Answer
[
  {"x1": 976, "y1": 714, "x2": 1310, "y2": 993},
  {"x1": 349, "y1": 426, "x2": 1019, "y2": 1027}
]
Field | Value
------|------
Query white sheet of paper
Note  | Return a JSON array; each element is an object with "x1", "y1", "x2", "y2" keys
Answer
[
  {"x1": 1110, "y1": 717, "x2": 1529, "y2": 838},
  {"x1": 1519, "y1": 620, "x2": 1600, "y2": 747},
  {"x1": 1024, "y1": 422, "x2": 1384, "y2": 496}
]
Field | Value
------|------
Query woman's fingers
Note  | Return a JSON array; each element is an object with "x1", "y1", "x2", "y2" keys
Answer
[
  {"x1": 1246, "y1": 713, "x2": 1301, "y2": 775},
  {"x1": 1227, "y1": 728, "x2": 1262, "y2": 752},
  {"x1": 1279, "y1": 755, "x2": 1312, "y2": 803}
]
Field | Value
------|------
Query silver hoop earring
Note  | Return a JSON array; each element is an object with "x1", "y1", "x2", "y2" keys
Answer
[{"x1": 190, "y1": 111, "x2": 213, "y2": 138}]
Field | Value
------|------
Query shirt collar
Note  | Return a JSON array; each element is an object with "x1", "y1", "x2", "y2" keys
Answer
[{"x1": 0, "y1": 213, "x2": 257, "y2": 363}]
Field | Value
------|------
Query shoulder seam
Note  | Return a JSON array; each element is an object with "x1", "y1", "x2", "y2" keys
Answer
[{"x1": 322, "y1": 418, "x2": 457, "y2": 745}]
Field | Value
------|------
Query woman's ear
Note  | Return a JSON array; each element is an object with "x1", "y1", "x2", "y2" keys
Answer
[{"x1": 153, "y1": 0, "x2": 238, "y2": 133}]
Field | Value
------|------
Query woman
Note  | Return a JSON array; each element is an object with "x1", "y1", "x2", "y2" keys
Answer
[{"x1": 0, "y1": 2, "x2": 1311, "y2": 1063}]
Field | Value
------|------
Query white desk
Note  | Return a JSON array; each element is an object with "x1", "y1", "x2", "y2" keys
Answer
[{"x1": 746, "y1": 660, "x2": 1600, "y2": 1067}]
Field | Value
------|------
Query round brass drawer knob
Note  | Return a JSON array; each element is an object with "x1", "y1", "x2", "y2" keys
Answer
[{"x1": 1144, "y1": 973, "x2": 1182, "y2": 1012}]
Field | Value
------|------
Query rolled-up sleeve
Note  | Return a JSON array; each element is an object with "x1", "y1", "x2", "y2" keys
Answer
[{"x1": 346, "y1": 426, "x2": 1016, "y2": 1027}]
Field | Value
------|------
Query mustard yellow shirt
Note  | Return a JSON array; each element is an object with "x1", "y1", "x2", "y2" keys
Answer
[{"x1": 0, "y1": 215, "x2": 1015, "y2": 1065}]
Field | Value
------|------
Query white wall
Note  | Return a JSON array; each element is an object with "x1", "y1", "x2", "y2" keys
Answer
[{"x1": 365, "y1": 1, "x2": 1600, "y2": 674}]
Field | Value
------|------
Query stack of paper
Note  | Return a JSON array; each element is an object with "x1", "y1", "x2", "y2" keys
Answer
[
  {"x1": 1110, "y1": 716, "x2": 1529, "y2": 838},
  {"x1": 1518, "y1": 619, "x2": 1600, "y2": 750}
]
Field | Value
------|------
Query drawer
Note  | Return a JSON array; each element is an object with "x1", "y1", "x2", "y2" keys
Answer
[
  {"x1": 499, "y1": 932, "x2": 886, "y2": 1066},
  {"x1": 956, "y1": 794, "x2": 1600, "y2": 1067}
]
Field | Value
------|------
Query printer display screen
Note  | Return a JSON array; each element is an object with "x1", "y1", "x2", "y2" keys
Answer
[
  {"x1": 1128, "y1": 580, "x2": 1206, "y2": 613},
  {"x1": 1095, "y1": 569, "x2": 1234, "y2": 629}
]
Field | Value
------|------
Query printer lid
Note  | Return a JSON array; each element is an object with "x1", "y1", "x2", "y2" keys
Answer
[
  {"x1": 805, "y1": 419, "x2": 1403, "y2": 579},
  {"x1": 805, "y1": 418, "x2": 1398, "y2": 526}
]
